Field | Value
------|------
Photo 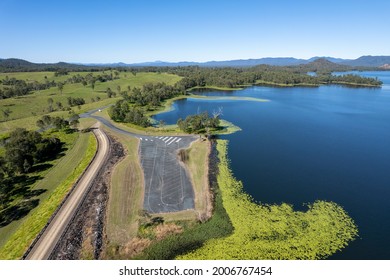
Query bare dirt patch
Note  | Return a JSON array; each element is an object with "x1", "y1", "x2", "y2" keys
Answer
[{"x1": 154, "y1": 223, "x2": 183, "y2": 240}]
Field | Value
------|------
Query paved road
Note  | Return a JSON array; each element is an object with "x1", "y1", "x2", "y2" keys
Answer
[
  {"x1": 25, "y1": 127, "x2": 110, "y2": 260},
  {"x1": 82, "y1": 109, "x2": 197, "y2": 213}
]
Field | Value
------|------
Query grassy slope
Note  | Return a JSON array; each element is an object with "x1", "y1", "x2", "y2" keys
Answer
[
  {"x1": 0, "y1": 132, "x2": 97, "y2": 259},
  {"x1": 179, "y1": 140, "x2": 358, "y2": 260}
]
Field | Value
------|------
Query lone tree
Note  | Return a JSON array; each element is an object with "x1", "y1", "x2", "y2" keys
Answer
[
  {"x1": 69, "y1": 112, "x2": 80, "y2": 129},
  {"x1": 57, "y1": 82, "x2": 64, "y2": 94}
]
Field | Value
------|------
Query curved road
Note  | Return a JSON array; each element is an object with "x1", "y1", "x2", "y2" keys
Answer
[
  {"x1": 25, "y1": 127, "x2": 110, "y2": 260},
  {"x1": 82, "y1": 109, "x2": 197, "y2": 213}
]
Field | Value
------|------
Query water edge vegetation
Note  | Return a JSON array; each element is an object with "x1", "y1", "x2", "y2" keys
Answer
[{"x1": 179, "y1": 140, "x2": 358, "y2": 259}]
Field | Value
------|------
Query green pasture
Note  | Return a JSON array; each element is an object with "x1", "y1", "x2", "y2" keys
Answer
[{"x1": 0, "y1": 71, "x2": 181, "y2": 124}]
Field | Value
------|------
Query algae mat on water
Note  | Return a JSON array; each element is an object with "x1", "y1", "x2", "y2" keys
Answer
[{"x1": 179, "y1": 140, "x2": 358, "y2": 259}]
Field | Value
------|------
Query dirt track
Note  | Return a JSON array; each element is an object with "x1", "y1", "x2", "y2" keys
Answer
[{"x1": 24, "y1": 127, "x2": 109, "y2": 260}]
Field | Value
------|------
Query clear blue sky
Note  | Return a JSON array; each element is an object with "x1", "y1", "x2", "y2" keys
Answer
[{"x1": 1, "y1": 0, "x2": 389, "y2": 63}]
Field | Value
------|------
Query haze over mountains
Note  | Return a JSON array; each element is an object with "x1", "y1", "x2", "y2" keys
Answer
[{"x1": 1, "y1": 56, "x2": 390, "y2": 70}]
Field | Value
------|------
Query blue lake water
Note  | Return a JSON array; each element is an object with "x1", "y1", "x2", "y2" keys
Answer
[{"x1": 153, "y1": 71, "x2": 390, "y2": 259}]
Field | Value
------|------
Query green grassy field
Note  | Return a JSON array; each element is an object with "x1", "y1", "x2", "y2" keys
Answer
[
  {"x1": 0, "y1": 71, "x2": 181, "y2": 128},
  {"x1": 0, "y1": 132, "x2": 97, "y2": 259}
]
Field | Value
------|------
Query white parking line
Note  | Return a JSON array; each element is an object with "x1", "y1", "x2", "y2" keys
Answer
[
  {"x1": 162, "y1": 137, "x2": 168, "y2": 141},
  {"x1": 176, "y1": 138, "x2": 181, "y2": 142},
  {"x1": 140, "y1": 137, "x2": 143, "y2": 140},
  {"x1": 167, "y1": 137, "x2": 177, "y2": 145},
  {"x1": 164, "y1": 137, "x2": 173, "y2": 143}
]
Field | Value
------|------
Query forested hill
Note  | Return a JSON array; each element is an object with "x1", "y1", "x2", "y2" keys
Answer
[
  {"x1": 291, "y1": 58, "x2": 352, "y2": 72},
  {"x1": 0, "y1": 58, "x2": 92, "y2": 72},
  {"x1": 342, "y1": 56, "x2": 390, "y2": 67}
]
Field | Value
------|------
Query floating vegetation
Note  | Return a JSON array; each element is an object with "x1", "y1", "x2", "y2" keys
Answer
[{"x1": 179, "y1": 140, "x2": 358, "y2": 259}]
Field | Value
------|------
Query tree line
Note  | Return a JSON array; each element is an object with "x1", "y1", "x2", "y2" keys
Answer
[
  {"x1": 0, "y1": 77, "x2": 56, "y2": 99},
  {"x1": 169, "y1": 65, "x2": 382, "y2": 89}
]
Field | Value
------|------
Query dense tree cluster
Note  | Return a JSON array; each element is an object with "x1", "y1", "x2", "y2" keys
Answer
[
  {"x1": 36, "y1": 112, "x2": 80, "y2": 130},
  {"x1": 36, "y1": 115, "x2": 69, "y2": 130},
  {"x1": 177, "y1": 112, "x2": 220, "y2": 133},
  {"x1": 122, "y1": 82, "x2": 182, "y2": 107},
  {"x1": 0, "y1": 128, "x2": 62, "y2": 175},
  {"x1": 108, "y1": 82, "x2": 183, "y2": 127},
  {"x1": 169, "y1": 65, "x2": 320, "y2": 89},
  {"x1": 171, "y1": 64, "x2": 382, "y2": 89},
  {"x1": 109, "y1": 100, "x2": 151, "y2": 127},
  {"x1": 0, "y1": 129, "x2": 65, "y2": 225},
  {"x1": 67, "y1": 97, "x2": 85, "y2": 107},
  {"x1": 54, "y1": 69, "x2": 69, "y2": 76},
  {"x1": 319, "y1": 73, "x2": 381, "y2": 86}
]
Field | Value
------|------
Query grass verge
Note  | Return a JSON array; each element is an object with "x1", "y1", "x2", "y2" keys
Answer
[
  {"x1": 217, "y1": 119, "x2": 242, "y2": 135},
  {"x1": 0, "y1": 132, "x2": 97, "y2": 259},
  {"x1": 103, "y1": 129, "x2": 144, "y2": 259},
  {"x1": 182, "y1": 139, "x2": 212, "y2": 220}
]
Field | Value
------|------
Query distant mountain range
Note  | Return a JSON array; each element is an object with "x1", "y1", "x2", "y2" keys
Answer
[
  {"x1": 80, "y1": 55, "x2": 390, "y2": 68},
  {"x1": 1, "y1": 56, "x2": 390, "y2": 71}
]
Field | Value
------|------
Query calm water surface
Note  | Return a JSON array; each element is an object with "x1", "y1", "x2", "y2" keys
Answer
[{"x1": 154, "y1": 71, "x2": 390, "y2": 259}]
